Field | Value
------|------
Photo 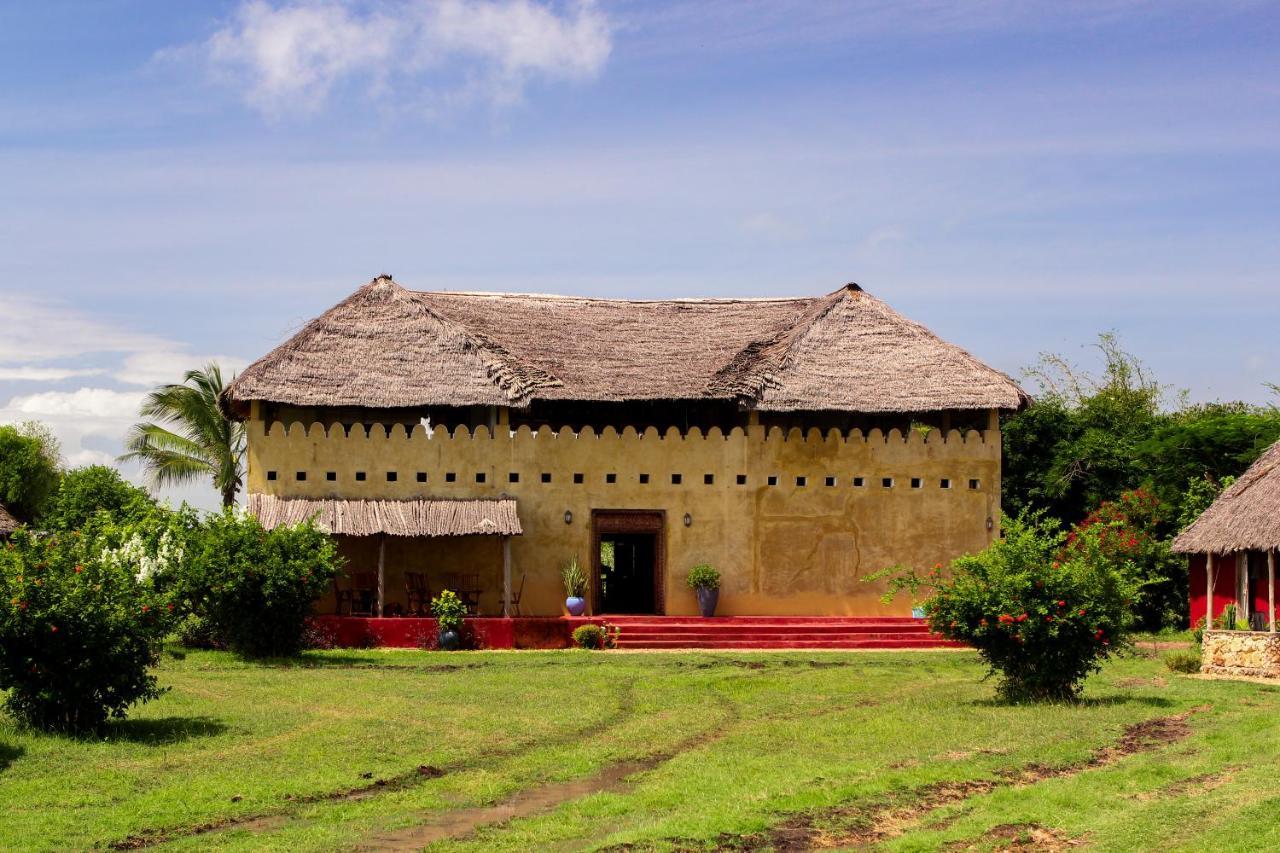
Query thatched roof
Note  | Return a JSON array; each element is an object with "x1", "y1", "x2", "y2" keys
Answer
[
  {"x1": 247, "y1": 494, "x2": 521, "y2": 537},
  {"x1": 0, "y1": 503, "x2": 17, "y2": 535},
  {"x1": 1173, "y1": 440, "x2": 1280, "y2": 554},
  {"x1": 225, "y1": 276, "x2": 1027, "y2": 415}
]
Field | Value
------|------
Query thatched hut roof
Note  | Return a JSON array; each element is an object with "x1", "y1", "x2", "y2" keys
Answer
[
  {"x1": 225, "y1": 276, "x2": 1027, "y2": 415},
  {"x1": 1173, "y1": 440, "x2": 1280, "y2": 554},
  {"x1": 0, "y1": 503, "x2": 17, "y2": 536},
  {"x1": 247, "y1": 494, "x2": 521, "y2": 537}
]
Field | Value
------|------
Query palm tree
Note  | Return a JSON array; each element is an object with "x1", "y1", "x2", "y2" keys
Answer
[{"x1": 120, "y1": 363, "x2": 245, "y2": 507}]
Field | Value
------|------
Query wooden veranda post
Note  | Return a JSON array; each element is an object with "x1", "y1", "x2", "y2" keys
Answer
[
  {"x1": 502, "y1": 536, "x2": 512, "y2": 617},
  {"x1": 376, "y1": 534, "x2": 386, "y2": 618},
  {"x1": 1205, "y1": 552, "x2": 1215, "y2": 630},
  {"x1": 1269, "y1": 550, "x2": 1276, "y2": 633}
]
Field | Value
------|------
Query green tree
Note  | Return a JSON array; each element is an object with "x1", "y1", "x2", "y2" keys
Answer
[
  {"x1": 0, "y1": 421, "x2": 62, "y2": 523},
  {"x1": 120, "y1": 363, "x2": 245, "y2": 507},
  {"x1": 1136, "y1": 403, "x2": 1280, "y2": 513},
  {"x1": 45, "y1": 465, "x2": 156, "y2": 532},
  {"x1": 1004, "y1": 333, "x2": 1164, "y2": 525}
]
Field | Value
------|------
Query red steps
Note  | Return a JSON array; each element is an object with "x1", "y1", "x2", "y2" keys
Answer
[{"x1": 569, "y1": 616, "x2": 961, "y2": 650}]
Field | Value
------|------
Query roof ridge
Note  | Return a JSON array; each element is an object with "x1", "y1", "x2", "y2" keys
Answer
[{"x1": 414, "y1": 289, "x2": 819, "y2": 305}]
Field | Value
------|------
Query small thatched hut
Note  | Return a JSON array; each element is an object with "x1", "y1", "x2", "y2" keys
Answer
[
  {"x1": 0, "y1": 503, "x2": 17, "y2": 539},
  {"x1": 225, "y1": 275, "x2": 1027, "y2": 621},
  {"x1": 1174, "y1": 440, "x2": 1280, "y2": 632}
]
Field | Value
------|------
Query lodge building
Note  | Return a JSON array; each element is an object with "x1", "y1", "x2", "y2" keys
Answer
[{"x1": 223, "y1": 276, "x2": 1027, "y2": 618}]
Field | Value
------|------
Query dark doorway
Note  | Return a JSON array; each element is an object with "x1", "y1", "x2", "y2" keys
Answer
[
  {"x1": 600, "y1": 534, "x2": 656, "y2": 614},
  {"x1": 592, "y1": 510, "x2": 665, "y2": 615}
]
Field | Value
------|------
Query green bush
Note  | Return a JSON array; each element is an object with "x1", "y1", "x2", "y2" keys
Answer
[
  {"x1": 687, "y1": 564, "x2": 721, "y2": 590},
  {"x1": 45, "y1": 465, "x2": 156, "y2": 532},
  {"x1": 181, "y1": 510, "x2": 341, "y2": 658},
  {"x1": 904, "y1": 513, "x2": 1142, "y2": 702},
  {"x1": 1164, "y1": 651, "x2": 1202, "y2": 674},
  {"x1": 174, "y1": 613, "x2": 225, "y2": 650},
  {"x1": 572, "y1": 623, "x2": 605, "y2": 649},
  {"x1": 0, "y1": 422, "x2": 61, "y2": 524},
  {"x1": 0, "y1": 528, "x2": 176, "y2": 733},
  {"x1": 430, "y1": 590, "x2": 467, "y2": 634}
]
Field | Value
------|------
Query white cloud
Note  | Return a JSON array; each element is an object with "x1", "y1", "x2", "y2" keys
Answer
[
  {"x1": 0, "y1": 295, "x2": 170, "y2": 365},
  {"x1": 0, "y1": 295, "x2": 242, "y2": 388},
  {"x1": 0, "y1": 366, "x2": 105, "y2": 382},
  {"x1": 199, "y1": 0, "x2": 612, "y2": 116},
  {"x1": 0, "y1": 388, "x2": 145, "y2": 469},
  {"x1": 116, "y1": 351, "x2": 248, "y2": 388}
]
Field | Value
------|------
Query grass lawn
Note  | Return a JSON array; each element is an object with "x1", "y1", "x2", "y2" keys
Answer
[{"x1": 2, "y1": 646, "x2": 1278, "y2": 851}]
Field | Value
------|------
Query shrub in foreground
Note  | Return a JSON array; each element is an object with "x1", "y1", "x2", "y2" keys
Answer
[
  {"x1": 881, "y1": 513, "x2": 1142, "y2": 702},
  {"x1": 182, "y1": 510, "x2": 341, "y2": 658},
  {"x1": 0, "y1": 529, "x2": 175, "y2": 733},
  {"x1": 1164, "y1": 651, "x2": 1201, "y2": 674},
  {"x1": 571, "y1": 623, "x2": 619, "y2": 650}
]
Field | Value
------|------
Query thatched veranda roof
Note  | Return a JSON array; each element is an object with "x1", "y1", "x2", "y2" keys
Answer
[
  {"x1": 1173, "y1": 440, "x2": 1280, "y2": 554},
  {"x1": 225, "y1": 276, "x2": 1027, "y2": 415},
  {"x1": 0, "y1": 503, "x2": 17, "y2": 536},
  {"x1": 248, "y1": 494, "x2": 521, "y2": 537}
]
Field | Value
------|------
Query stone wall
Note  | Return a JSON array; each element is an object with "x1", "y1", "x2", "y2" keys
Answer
[
  {"x1": 246, "y1": 416, "x2": 1002, "y2": 617},
  {"x1": 1201, "y1": 630, "x2": 1280, "y2": 678}
]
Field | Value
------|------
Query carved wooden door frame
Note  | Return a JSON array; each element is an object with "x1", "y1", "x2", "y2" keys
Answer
[{"x1": 590, "y1": 509, "x2": 666, "y2": 615}]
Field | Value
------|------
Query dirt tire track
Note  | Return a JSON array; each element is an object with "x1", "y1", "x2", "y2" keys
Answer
[
  {"x1": 620, "y1": 706, "x2": 1205, "y2": 852},
  {"x1": 107, "y1": 678, "x2": 642, "y2": 850}
]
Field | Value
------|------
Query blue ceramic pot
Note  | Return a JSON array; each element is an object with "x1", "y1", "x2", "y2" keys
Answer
[
  {"x1": 696, "y1": 586, "x2": 719, "y2": 617},
  {"x1": 438, "y1": 629, "x2": 461, "y2": 651},
  {"x1": 565, "y1": 596, "x2": 587, "y2": 616}
]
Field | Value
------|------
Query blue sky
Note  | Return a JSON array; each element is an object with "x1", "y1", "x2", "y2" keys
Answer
[{"x1": 1, "y1": 0, "x2": 1277, "y2": 509}]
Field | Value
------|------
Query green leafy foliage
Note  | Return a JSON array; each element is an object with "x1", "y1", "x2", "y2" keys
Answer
[
  {"x1": 44, "y1": 465, "x2": 156, "y2": 532},
  {"x1": 1164, "y1": 650, "x2": 1201, "y2": 674},
  {"x1": 1177, "y1": 475, "x2": 1235, "y2": 531},
  {"x1": 917, "y1": 513, "x2": 1143, "y2": 702},
  {"x1": 430, "y1": 590, "x2": 468, "y2": 633},
  {"x1": 0, "y1": 527, "x2": 176, "y2": 733},
  {"x1": 561, "y1": 555, "x2": 587, "y2": 598},
  {"x1": 1002, "y1": 335, "x2": 1280, "y2": 631},
  {"x1": 686, "y1": 564, "x2": 721, "y2": 590},
  {"x1": 1069, "y1": 489, "x2": 1184, "y2": 632},
  {"x1": 570, "y1": 623, "x2": 619, "y2": 649},
  {"x1": 0, "y1": 422, "x2": 62, "y2": 524},
  {"x1": 179, "y1": 510, "x2": 341, "y2": 658},
  {"x1": 571, "y1": 623, "x2": 606, "y2": 649}
]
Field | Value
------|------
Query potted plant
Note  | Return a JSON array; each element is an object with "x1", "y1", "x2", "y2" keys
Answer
[
  {"x1": 430, "y1": 590, "x2": 467, "y2": 650},
  {"x1": 687, "y1": 564, "x2": 721, "y2": 617},
  {"x1": 562, "y1": 556, "x2": 588, "y2": 616}
]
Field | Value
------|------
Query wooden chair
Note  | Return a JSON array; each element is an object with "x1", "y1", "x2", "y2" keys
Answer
[
  {"x1": 459, "y1": 573, "x2": 482, "y2": 616},
  {"x1": 405, "y1": 572, "x2": 430, "y2": 616},
  {"x1": 350, "y1": 571, "x2": 377, "y2": 616},
  {"x1": 509, "y1": 572, "x2": 526, "y2": 616},
  {"x1": 332, "y1": 577, "x2": 354, "y2": 616}
]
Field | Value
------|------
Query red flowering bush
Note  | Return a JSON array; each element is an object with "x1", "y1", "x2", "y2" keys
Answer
[
  {"x1": 0, "y1": 528, "x2": 176, "y2": 733},
  {"x1": 1066, "y1": 488, "x2": 1183, "y2": 630},
  {"x1": 180, "y1": 510, "x2": 342, "y2": 658},
  {"x1": 894, "y1": 513, "x2": 1142, "y2": 701}
]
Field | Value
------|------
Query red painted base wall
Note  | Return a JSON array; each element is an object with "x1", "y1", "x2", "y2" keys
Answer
[{"x1": 307, "y1": 616, "x2": 583, "y2": 649}]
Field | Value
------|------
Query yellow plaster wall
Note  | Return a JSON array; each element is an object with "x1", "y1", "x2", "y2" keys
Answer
[{"x1": 247, "y1": 418, "x2": 1001, "y2": 617}]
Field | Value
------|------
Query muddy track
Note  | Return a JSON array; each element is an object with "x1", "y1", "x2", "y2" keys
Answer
[
  {"x1": 107, "y1": 678, "x2": 642, "y2": 850},
  {"x1": 358, "y1": 689, "x2": 744, "y2": 851},
  {"x1": 614, "y1": 706, "x2": 1205, "y2": 852}
]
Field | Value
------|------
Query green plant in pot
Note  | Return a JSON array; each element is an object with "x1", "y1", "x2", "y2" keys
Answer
[
  {"x1": 430, "y1": 590, "x2": 467, "y2": 650},
  {"x1": 687, "y1": 564, "x2": 721, "y2": 617},
  {"x1": 562, "y1": 556, "x2": 588, "y2": 616}
]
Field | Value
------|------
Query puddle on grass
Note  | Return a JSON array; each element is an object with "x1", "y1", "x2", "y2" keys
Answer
[{"x1": 358, "y1": 756, "x2": 662, "y2": 851}]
